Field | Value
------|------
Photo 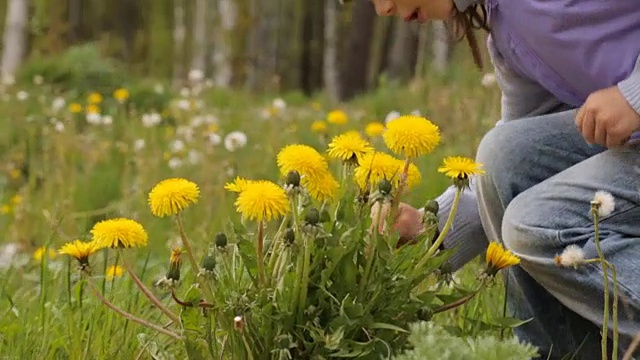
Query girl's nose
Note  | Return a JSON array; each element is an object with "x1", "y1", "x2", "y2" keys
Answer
[{"x1": 374, "y1": 0, "x2": 395, "y2": 16}]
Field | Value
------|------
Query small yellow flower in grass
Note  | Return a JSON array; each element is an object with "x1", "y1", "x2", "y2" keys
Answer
[
  {"x1": 438, "y1": 156, "x2": 485, "y2": 189},
  {"x1": 86, "y1": 104, "x2": 100, "y2": 114},
  {"x1": 59, "y1": 240, "x2": 99, "y2": 269},
  {"x1": 33, "y1": 246, "x2": 57, "y2": 261},
  {"x1": 365, "y1": 122, "x2": 385, "y2": 137},
  {"x1": 87, "y1": 92, "x2": 103, "y2": 105},
  {"x1": 327, "y1": 131, "x2": 373, "y2": 165},
  {"x1": 277, "y1": 144, "x2": 329, "y2": 179},
  {"x1": 224, "y1": 177, "x2": 254, "y2": 193},
  {"x1": 113, "y1": 88, "x2": 129, "y2": 103},
  {"x1": 1, "y1": 204, "x2": 11, "y2": 214},
  {"x1": 91, "y1": 218, "x2": 148, "y2": 249},
  {"x1": 485, "y1": 242, "x2": 520, "y2": 276},
  {"x1": 383, "y1": 115, "x2": 440, "y2": 158},
  {"x1": 235, "y1": 180, "x2": 290, "y2": 222},
  {"x1": 327, "y1": 110, "x2": 348, "y2": 125},
  {"x1": 305, "y1": 170, "x2": 340, "y2": 202},
  {"x1": 9, "y1": 169, "x2": 21, "y2": 179},
  {"x1": 354, "y1": 152, "x2": 421, "y2": 191},
  {"x1": 591, "y1": 190, "x2": 615, "y2": 217},
  {"x1": 105, "y1": 265, "x2": 124, "y2": 280},
  {"x1": 311, "y1": 120, "x2": 328, "y2": 134},
  {"x1": 68, "y1": 103, "x2": 83, "y2": 114},
  {"x1": 148, "y1": 178, "x2": 200, "y2": 217}
]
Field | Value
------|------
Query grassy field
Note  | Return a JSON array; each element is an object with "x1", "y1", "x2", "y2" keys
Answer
[{"x1": 0, "y1": 58, "x2": 512, "y2": 359}]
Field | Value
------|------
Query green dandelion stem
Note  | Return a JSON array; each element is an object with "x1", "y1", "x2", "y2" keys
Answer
[
  {"x1": 257, "y1": 220, "x2": 266, "y2": 288},
  {"x1": 389, "y1": 157, "x2": 412, "y2": 221},
  {"x1": 360, "y1": 203, "x2": 381, "y2": 297},
  {"x1": 121, "y1": 254, "x2": 180, "y2": 324},
  {"x1": 606, "y1": 261, "x2": 619, "y2": 360},
  {"x1": 84, "y1": 276, "x2": 182, "y2": 340},
  {"x1": 433, "y1": 278, "x2": 488, "y2": 314},
  {"x1": 592, "y1": 207, "x2": 609, "y2": 360},
  {"x1": 297, "y1": 233, "x2": 314, "y2": 322},
  {"x1": 423, "y1": 188, "x2": 462, "y2": 260},
  {"x1": 176, "y1": 214, "x2": 215, "y2": 303}
]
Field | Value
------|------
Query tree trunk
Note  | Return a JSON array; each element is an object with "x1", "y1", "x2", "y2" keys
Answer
[
  {"x1": 340, "y1": 0, "x2": 376, "y2": 101},
  {"x1": 172, "y1": 0, "x2": 186, "y2": 86},
  {"x1": 323, "y1": 0, "x2": 340, "y2": 103},
  {"x1": 1, "y1": 0, "x2": 29, "y2": 82},
  {"x1": 211, "y1": 0, "x2": 236, "y2": 88},
  {"x1": 300, "y1": 0, "x2": 324, "y2": 95},
  {"x1": 431, "y1": 20, "x2": 451, "y2": 73},
  {"x1": 387, "y1": 21, "x2": 419, "y2": 83},
  {"x1": 190, "y1": 0, "x2": 207, "y2": 73}
]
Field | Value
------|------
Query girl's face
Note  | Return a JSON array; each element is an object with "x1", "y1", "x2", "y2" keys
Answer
[{"x1": 369, "y1": 0, "x2": 455, "y2": 22}]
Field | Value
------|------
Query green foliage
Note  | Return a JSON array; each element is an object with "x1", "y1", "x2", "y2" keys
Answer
[
  {"x1": 18, "y1": 44, "x2": 126, "y2": 94},
  {"x1": 394, "y1": 322, "x2": 539, "y2": 360}
]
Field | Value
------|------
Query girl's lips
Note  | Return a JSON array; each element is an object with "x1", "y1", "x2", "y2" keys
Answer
[{"x1": 404, "y1": 8, "x2": 427, "y2": 23}]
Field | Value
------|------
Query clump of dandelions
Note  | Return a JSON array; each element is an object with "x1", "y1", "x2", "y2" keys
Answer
[
  {"x1": 554, "y1": 245, "x2": 585, "y2": 269},
  {"x1": 591, "y1": 190, "x2": 615, "y2": 217}
]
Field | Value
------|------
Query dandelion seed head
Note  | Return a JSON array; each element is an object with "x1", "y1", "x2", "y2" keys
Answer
[
  {"x1": 556, "y1": 245, "x2": 585, "y2": 268},
  {"x1": 591, "y1": 190, "x2": 615, "y2": 217}
]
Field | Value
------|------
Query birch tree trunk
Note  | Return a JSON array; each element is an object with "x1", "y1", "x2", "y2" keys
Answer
[
  {"x1": 1, "y1": 0, "x2": 29, "y2": 83},
  {"x1": 173, "y1": 0, "x2": 186, "y2": 85},
  {"x1": 431, "y1": 20, "x2": 451, "y2": 73},
  {"x1": 211, "y1": 0, "x2": 236, "y2": 88},
  {"x1": 323, "y1": 0, "x2": 340, "y2": 103},
  {"x1": 190, "y1": 0, "x2": 207, "y2": 73}
]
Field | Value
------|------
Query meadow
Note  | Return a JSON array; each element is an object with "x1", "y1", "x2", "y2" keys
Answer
[{"x1": 0, "y1": 47, "x2": 545, "y2": 359}]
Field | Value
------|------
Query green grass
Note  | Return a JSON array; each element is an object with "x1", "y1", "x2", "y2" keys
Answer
[{"x1": 0, "y1": 65, "x2": 505, "y2": 358}]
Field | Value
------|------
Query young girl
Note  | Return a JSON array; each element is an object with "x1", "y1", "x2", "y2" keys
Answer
[{"x1": 357, "y1": 0, "x2": 640, "y2": 358}]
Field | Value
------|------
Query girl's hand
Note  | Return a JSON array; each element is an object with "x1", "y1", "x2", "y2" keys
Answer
[{"x1": 575, "y1": 86, "x2": 640, "y2": 148}]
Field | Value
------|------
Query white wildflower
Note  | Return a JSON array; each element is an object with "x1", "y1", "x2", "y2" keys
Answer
[
  {"x1": 133, "y1": 139, "x2": 146, "y2": 152},
  {"x1": 168, "y1": 157, "x2": 183, "y2": 170},
  {"x1": 86, "y1": 112, "x2": 102, "y2": 125},
  {"x1": 180, "y1": 87, "x2": 191, "y2": 98},
  {"x1": 481, "y1": 72, "x2": 497, "y2": 87},
  {"x1": 206, "y1": 133, "x2": 222, "y2": 146},
  {"x1": 555, "y1": 245, "x2": 585, "y2": 268},
  {"x1": 170, "y1": 139, "x2": 185, "y2": 153},
  {"x1": 51, "y1": 97, "x2": 66, "y2": 112},
  {"x1": 187, "y1": 150, "x2": 201, "y2": 165},
  {"x1": 190, "y1": 115, "x2": 204, "y2": 127},
  {"x1": 591, "y1": 191, "x2": 615, "y2": 217},
  {"x1": 54, "y1": 121, "x2": 65, "y2": 133},
  {"x1": 0, "y1": 243, "x2": 20, "y2": 269},
  {"x1": 204, "y1": 114, "x2": 218, "y2": 124},
  {"x1": 188, "y1": 69, "x2": 205, "y2": 83},
  {"x1": 101, "y1": 115, "x2": 113, "y2": 126},
  {"x1": 32, "y1": 75, "x2": 44, "y2": 85},
  {"x1": 273, "y1": 98, "x2": 287, "y2": 111},
  {"x1": 224, "y1": 131, "x2": 248, "y2": 152},
  {"x1": 142, "y1": 112, "x2": 162, "y2": 127},
  {"x1": 154, "y1": 83, "x2": 165, "y2": 94},
  {"x1": 16, "y1": 91, "x2": 28, "y2": 101},
  {"x1": 177, "y1": 99, "x2": 190, "y2": 111},
  {"x1": 384, "y1": 111, "x2": 400, "y2": 124}
]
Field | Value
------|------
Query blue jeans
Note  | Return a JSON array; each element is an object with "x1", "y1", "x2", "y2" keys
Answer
[{"x1": 475, "y1": 109, "x2": 640, "y2": 359}]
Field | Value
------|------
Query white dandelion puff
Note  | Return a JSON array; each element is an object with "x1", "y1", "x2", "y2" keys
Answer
[
  {"x1": 481, "y1": 72, "x2": 497, "y2": 87},
  {"x1": 206, "y1": 133, "x2": 222, "y2": 146},
  {"x1": 591, "y1": 190, "x2": 615, "y2": 217},
  {"x1": 170, "y1": 139, "x2": 186, "y2": 153},
  {"x1": 384, "y1": 111, "x2": 400, "y2": 124},
  {"x1": 51, "y1": 97, "x2": 66, "y2": 112},
  {"x1": 133, "y1": 139, "x2": 146, "y2": 152},
  {"x1": 556, "y1": 245, "x2": 585, "y2": 268},
  {"x1": 168, "y1": 157, "x2": 183, "y2": 170},
  {"x1": 224, "y1": 131, "x2": 248, "y2": 152},
  {"x1": 16, "y1": 91, "x2": 28, "y2": 101}
]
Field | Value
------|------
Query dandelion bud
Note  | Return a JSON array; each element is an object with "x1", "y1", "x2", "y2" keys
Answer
[
  {"x1": 166, "y1": 248, "x2": 182, "y2": 282},
  {"x1": 284, "y1": 228, "x2": 295, "y2": 245},
  {"x1": 304, "y1": 208, "x2": 320, "y2": 226},
  {"x1": 377, "y1": 178, "x2": 393, "y2": 196},
  {"x1": 285, "y1": 170, "x2": 301, "y2": 188},
  {"x1": 233, "y1": 315, "x2": 244, "y2": 332},
  {"x1": 423, "y1": 200, "x2": 439, "y2": 216},
  {"x1": 214, "y1": 232, "x2": 228, "y2": 248},
  {"x1": 201, "y1": 254, "x2": 216, "y2": 273}
]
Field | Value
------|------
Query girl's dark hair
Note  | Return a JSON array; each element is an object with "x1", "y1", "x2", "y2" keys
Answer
[{"x1": 446, "y1": 4, "x2": 490, "y2": 69}]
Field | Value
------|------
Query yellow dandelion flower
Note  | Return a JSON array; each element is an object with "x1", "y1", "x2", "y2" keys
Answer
[
  {"x1": 113, "y1": 88, "x2": 129, "y2": 102},
  {"x1": 68, "y1": 103, "x2": 83, "y2": 114},
  {"x1": 311, "y1": 102, "x2": 322, "y2": 111},
  {"x1": 485, "y1": 242, "x2": 520, "y2": 276},
  {"x1": 305, "y1": 171, "x2": 340, "y2": 202},
  {"x1": 277, "y1": 144, "x2": 329, "y2": 179},
  {"x1": 87, "y1": 92, "x2": 103, "y2": 105},
  {"x1": 327, "y1": 131, "x2": 374, "y2": 164},
  {"x1": 365, "y1": 122, "x2": 385, "y2": 138},
  {"x1": 10, "y1": 195, "x2": 22, "y2": 206},
  {"x1": 438, "y1": 156, "x2": 485, "y2": 179},
  {"x1": 311, "y1": 120, "x2": 328, "y2": 134},
  {"x1": 354, "y1": 152, "x2": 421, "y2": 191},
  {"x1": 383, "y1": 115, "x2": 441, "y2": 158},
  {"x1": 1, "y1": 204, "x2": 11, "y2": 214},
  {"x1": 148, "y1": 178, "x2": 200, "y2": 217},
  {"x1": 225, "y1": 177, "x2": 254, "y2": 193},
  {"x1": 86, "y1": 104, "x2": 100, "y2": 114},
  {"x1": 91, "y1": 218, "x2": 148, "y2": 249},
  {"x1": 33, "y1": 246, "x2": 57, "y2": 261},
  {"x1": 327, "y1": 110, "x2": 348, "y2": 125},
  {"x1": 59, "y1": 240, "x2": 99, "y2": 269},
  {"x1": 208, "y1": 124, "x2": 219, "y2": 133},
  {"x1": 235, "y1": 180, "x2": 290, "y2": 222},
  {"x1": 105, "y1": 265, "x2": 125, "y2": 279}
]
